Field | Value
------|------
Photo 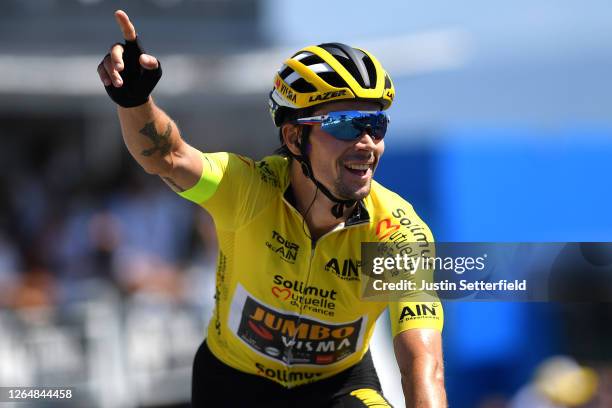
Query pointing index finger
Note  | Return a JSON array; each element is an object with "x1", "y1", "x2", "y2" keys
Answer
[{"x1": 114, "y1": 10, "x2": 136, "y2": 41}]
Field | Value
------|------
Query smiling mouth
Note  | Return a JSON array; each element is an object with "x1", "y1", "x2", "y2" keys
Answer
[{"x1": 344, "y1": 163, "x2": 373, "y2": 177}]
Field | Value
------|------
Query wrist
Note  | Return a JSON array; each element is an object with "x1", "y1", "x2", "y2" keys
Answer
[{"x1": 117, "y1": 95, "x2": 153, "y2": 111}]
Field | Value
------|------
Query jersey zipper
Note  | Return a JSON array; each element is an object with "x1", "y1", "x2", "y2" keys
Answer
[
  {"x1": 285, "y1": 235, "x2": 316, "y2": 376},
  {"x1": 282, "y1": 196, "x2": 366, "y2": 385}
]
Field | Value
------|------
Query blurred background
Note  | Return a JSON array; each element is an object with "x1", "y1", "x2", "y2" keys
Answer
[{"x1": 0, "y1": 0, "x2": 611, "y2": 407}]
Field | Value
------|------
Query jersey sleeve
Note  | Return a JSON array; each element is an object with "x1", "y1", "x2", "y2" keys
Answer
[
  {"x1": 178, "y1": 151, "x2": 227, "y2": 204},
  {"x1": 383, "y1": 202, "x2": 444, "y2": 337},
  {"x1": 389, "y1": 300, "x2": 444, "y2": 336},
  {"x1": 176, "y1": 151, "x2": 281, "y2": 230}
]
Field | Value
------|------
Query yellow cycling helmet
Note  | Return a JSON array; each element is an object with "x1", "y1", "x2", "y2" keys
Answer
[{"x1": 268, "y1": 42, "x2": 395, "y2": 126}]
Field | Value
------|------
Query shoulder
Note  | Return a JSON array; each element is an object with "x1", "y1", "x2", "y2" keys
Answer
[
  {"x1": 253, "y1": 155, "x2": 291, "y2": 191},
  {"x1": 364, "y1": 180, "x2": 434, "y2": 243},
  {"x1": 365, "y1": 179, "x2": 421, "y2": 221},
  {"x1": 210, "y1": 153, "x2": 290, "y2": 192}
]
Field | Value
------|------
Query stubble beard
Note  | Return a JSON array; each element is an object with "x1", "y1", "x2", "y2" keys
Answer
[{"x1": 334, "y1": 175, "x2": 372, "y2": 201}]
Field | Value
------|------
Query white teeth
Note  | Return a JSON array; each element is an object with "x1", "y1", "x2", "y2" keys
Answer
[{"x1": 346, "y1": 164, "x2": 370, "y2": 171}]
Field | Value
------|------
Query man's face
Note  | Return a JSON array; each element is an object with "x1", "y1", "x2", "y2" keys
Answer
[{"x1": 305, "y1": 100, "x2": 385, "y2": 201}]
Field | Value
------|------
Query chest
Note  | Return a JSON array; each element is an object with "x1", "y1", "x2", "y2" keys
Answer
[{"x1": 228, "y1": 199, "x2": 369, "y2": 320}]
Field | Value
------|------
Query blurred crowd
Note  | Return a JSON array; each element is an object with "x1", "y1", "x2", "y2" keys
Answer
[
  {"x1": 0, "y1": 132, "x2": 217, "y2": 406},
  {"x1": 0, "y1": 137, "x2": 218, "y2": 310}
]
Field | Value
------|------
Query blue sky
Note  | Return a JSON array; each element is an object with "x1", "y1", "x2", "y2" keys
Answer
[
  {"x1": 261, "y1": 0, "x2": 612, "y2": 128},
  {"x1": 261, "y1": 0, "x2": 612, "y2": 51}
]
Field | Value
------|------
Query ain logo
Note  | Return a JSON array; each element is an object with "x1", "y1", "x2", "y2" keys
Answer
[{"x1": 325, "y1": 258, "x2": 360, "y2": 281}]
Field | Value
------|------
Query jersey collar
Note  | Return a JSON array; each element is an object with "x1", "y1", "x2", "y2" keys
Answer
[{"x1": 283, "y1": 185, "x2": 370, "y2": 227}]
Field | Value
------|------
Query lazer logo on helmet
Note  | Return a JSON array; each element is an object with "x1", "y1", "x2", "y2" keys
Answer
[
  {"x1": 229, "y1": 285, "x2": 365, "y2": 366},
  {"x1": 308, "y1": 90, "x2": 347, "y2": 103}
]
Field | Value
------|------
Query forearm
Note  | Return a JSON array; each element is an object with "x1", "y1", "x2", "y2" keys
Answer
[
  {"x1": 100, "y1": 11, "x2": 202, "y2": 192},
  {"x1": 400, "y1": 356, "x2": 447, "y2": 408},
  {"x1": 117, "y1": 97, "x2": 181, "y2": 176}
]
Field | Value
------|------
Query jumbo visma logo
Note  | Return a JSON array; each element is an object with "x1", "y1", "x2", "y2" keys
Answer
[
  {"x1": 274, "y1": 76, "x2": 297, "y2": 103},
  {"x1": 235, "y1": 295, "x2": 364, "y2": 366}
]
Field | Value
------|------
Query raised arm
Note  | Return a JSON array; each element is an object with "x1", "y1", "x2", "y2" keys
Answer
[
  {"x1": 394, "y1": 329, "x2": 447, "y2": 408},
  {"x1": 97, "y1": 10, "x2": 202, "y2": 192}
]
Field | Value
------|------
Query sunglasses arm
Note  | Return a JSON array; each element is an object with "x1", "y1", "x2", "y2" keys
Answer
[{"x1": 295, "y1": 115, "x2": 328, "y2": 125}]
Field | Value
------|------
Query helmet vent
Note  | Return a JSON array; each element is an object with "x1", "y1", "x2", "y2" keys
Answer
[
  {"x1": 291, "y1": 78, "x2": 317, "y2": 93},
  {"x1": 384, "y1": 74, "x2": 392, "y2": 89},
  {"x1": 362, "y1": 56, "x2": 377, "y2": 89},
  {"x1": 300, "y1": 54, "x2": 325, "y2": 66},
  {"x1": 318, "y1": 71, "x2": 348, "y2": 88},
  {"x1": 335, "y1": 55, "x2": 367, "y2": 88},
  {"x1": 279, "y1": 65, "x2": 294, "y2": 80},
  {"x1": 318, "y1": 43, "x2": 371, "y2": 88},
  {"x1": 292, "y1": 51, "x2": 313, "y2": 61}
]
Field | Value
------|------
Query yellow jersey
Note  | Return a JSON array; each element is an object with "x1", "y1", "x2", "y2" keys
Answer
[{"x1": 178, "y1": 152, "x2": 443, "y2": 387}]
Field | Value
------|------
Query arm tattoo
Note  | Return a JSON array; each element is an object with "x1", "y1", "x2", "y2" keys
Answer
[
  {"x1": 161, "y1": 176, "x2": 186, "y2": 192},
  {"x1": 140, "y1": 121, "x2": 172, "y2": 157}
]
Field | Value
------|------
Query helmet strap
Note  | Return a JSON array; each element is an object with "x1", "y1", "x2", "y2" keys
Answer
[{"x1": 293, "y1": 134, "x2": 356, "y2": 219}]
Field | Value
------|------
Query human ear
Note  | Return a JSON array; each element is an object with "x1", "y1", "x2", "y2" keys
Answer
[{"x1": 282, "y1": 124, "x2": 302, "y2": 156}]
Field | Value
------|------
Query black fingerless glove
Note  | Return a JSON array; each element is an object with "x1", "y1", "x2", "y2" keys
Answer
[{"x1": 105, "y1": 37, "x2": 162, "y2": 108}]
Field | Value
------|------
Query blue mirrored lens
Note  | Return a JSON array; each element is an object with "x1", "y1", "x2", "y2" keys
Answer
[{"x1": 321, "y1": 111, "x2": 388, "y2": 141}]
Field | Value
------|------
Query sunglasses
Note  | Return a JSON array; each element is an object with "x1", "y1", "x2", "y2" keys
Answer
[{"x1": 294, "y1": 110, "x2": 390, "y2": 141}]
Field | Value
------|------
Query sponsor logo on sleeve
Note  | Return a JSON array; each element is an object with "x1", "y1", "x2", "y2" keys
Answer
[
  {"x1": 397, "y1": 303, "x2": 441, "y2": 324},
  {"x1": 376, "y1": 208, "x2": 431, "y2": 258},
  {"x1": 376, "y1": 219, "x2": 400, "y2": 240},
  {"x1": 257, "y1": 161, "x2": 280, "y2": 188}
]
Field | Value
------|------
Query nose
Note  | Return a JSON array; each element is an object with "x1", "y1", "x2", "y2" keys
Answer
[{"x1": 355, "y1": 129, "x2": 378, "y2": 150}]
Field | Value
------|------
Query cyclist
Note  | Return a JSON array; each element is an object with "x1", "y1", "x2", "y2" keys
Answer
[{"x1": 98, "y1": 10, "x2": 446, "y2": 408}]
